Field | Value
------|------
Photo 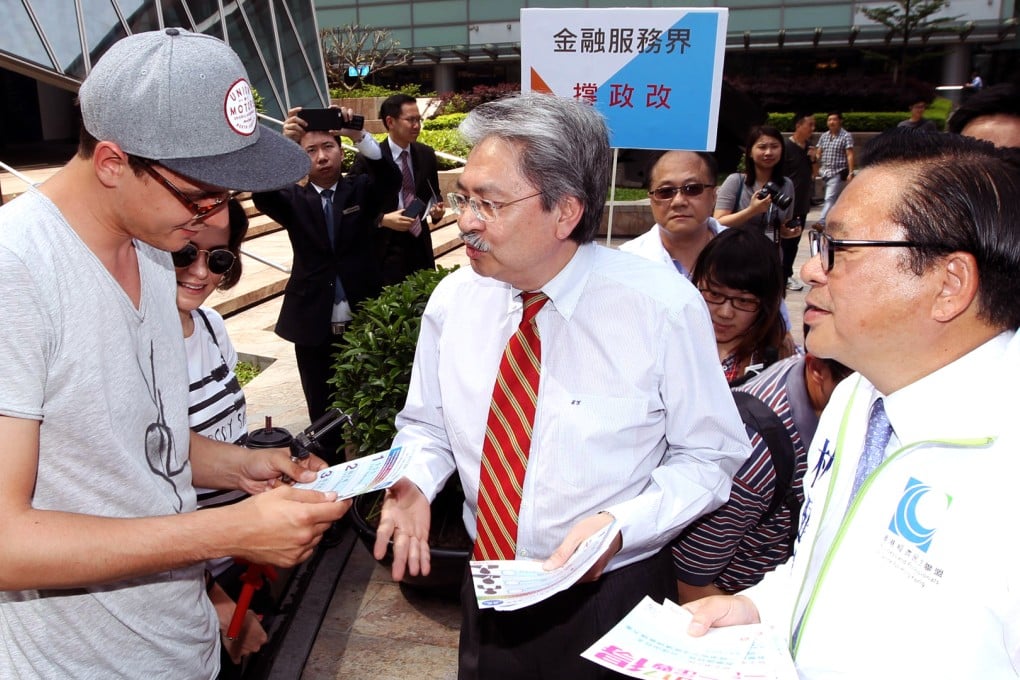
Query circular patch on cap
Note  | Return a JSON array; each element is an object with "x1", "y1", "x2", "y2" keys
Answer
[{"x1": 224, "y1": 78, "x2": 257, "y2": 137}]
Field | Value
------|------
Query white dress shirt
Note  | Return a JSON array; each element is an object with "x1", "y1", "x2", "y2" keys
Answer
[{"x1": 394, "y1": 242, "x2": 750, "y2": 570}]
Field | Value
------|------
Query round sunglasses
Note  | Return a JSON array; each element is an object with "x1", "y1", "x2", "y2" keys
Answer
[{"x1": 171, "y1": 243, "x2": 237, "y2": 275}]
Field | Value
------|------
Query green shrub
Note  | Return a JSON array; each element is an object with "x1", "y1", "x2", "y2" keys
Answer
[
  {"x1": 425, "y1": 113, "x2": 468, "y2": 130},
  {"x1": 434, "y1": 83, "x2": 520, "y2": 115},
  {"x1": 767, "y1": 108, "x2": 947, "y2": 132},
  {"x1": 331, "y1": 266, "x2": 458, "y2": 455},
  {"x1": 235, "y1": 360, "x2": 262, "y2": 387},
  {"x1": 418, "y1": 129, "x2": 471, "y2": 169},
  {"x1": 330, "y1": 83, "x2": 432, "y2": 99}
]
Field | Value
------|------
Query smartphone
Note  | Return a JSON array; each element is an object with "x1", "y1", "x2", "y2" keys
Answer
[
  {"x1": 300, "y1": 108, "x2": 365, "y2": 132},
  {"x1": 401, "y1": 197, "x2": 426, "y2": 220}
]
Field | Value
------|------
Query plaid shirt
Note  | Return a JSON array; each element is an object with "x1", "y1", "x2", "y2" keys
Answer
[{"x1": 817, "y1": 127, "x2": 853, "y2": 179}]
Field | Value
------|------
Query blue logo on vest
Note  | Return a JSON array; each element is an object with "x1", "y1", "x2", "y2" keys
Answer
[{"x1": 888, "y1": 477, "x2": 952, "y2": 553}]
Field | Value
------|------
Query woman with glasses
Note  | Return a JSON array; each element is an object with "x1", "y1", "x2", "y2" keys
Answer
[
  {"x1": 692, "y1": 228, "x2": 795, "y2": 384},
  {"x1": 714, "y1": 126, "x2": 797, "y2": 245},
  {"x1": 174, "y1": 199, "x2": 268, "y2": 675}
]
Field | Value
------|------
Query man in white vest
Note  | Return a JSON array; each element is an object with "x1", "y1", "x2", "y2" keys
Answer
[{"x1": 686, "y1": 131, "x2": 1020, "y2": 677}]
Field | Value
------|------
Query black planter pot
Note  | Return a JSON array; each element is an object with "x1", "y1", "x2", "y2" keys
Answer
[{"x1": 349, "y1": 477, "x2": 471, "y2": 597}]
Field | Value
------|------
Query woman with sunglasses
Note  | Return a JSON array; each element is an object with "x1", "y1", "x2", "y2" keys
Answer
[
  {"x1": 714, "y1": 125, "x2": 798, "y2": 245},
  {"x1": 174, "y1": 199, "x2": 268, "y2": 675},
  {"x1": 692, "y1": 228, "x2": 795, "y2": 385}
]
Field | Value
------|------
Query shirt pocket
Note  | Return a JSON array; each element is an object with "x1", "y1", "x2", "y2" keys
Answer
[{"x1": 544, "y1": 387, "x2": 656, "y2": 492}]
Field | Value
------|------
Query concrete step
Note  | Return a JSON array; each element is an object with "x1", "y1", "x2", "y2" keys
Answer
[{"x1": 207, "y1": 229, "x2": 292, "y2": 317}]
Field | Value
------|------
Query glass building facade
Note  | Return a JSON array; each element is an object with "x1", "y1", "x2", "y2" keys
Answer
[
  {"x1": 313, "y1": 0, "x2": 1018, "y2": 92},
  {"x1": 0, "y1": 0, "x2": 328, "y2": 158}
]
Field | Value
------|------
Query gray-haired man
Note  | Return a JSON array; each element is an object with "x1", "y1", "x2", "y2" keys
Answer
[{"x1": 375, "y1": 93, "x2": 749, "y2": 679}]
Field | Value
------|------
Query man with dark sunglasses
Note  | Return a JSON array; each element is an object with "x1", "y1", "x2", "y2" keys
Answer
[
  {"x1": 622, "y1": 150, "x2": 795, "y2": 345},
  {"x1": 0, "y1": 29, "x2": 350, "y2": 679},
  {"x1": 685, "y1": 132, "x2": 1020, "y2": 677},
  {"x1": 620, "y1": 150, "x2": 722, "y2": 279}
]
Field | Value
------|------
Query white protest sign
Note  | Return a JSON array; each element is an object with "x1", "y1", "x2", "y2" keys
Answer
[{"x1": 521, "y1": 8, "x2": 728, "y2": 151}]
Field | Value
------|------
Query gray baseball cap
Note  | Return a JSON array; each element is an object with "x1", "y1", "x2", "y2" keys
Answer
[{"x1": 78, "y1": 28, "x2": 309, "y2": 192}]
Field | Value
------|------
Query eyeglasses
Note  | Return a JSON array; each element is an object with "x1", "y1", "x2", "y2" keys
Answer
[
  {"x1": 809, "y1": 229, "x2": 927, "y2": 273},
  {"x1": 447, "y1": 191, "x2": 543, "y2": 222},
  {"x1": 699, "y1": 288, "x2": 761, "y2": 313},
  {"x1": 140, "y1": 161, "x2": 237, "y2": 222},
  {"x1": 648, "y1": 184, "x2": 714, "y2": 201},
  {"x1": 171, "y1": 242, "x2": 237, "y2": 275},
  {"x1": 400, "y1": 116, "x2": 423, "y2": 125}
]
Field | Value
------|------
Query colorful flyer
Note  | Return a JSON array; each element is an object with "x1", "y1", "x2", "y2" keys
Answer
[
  {"x1": 470, "y1": 520, "x2": 618, "y2": 611},
  {"x1": 581, "y1": 596, "x2": 798, "y2": 679},
  {"x1": 293, "y1": 443, "x2": 417, "y2": 500}
]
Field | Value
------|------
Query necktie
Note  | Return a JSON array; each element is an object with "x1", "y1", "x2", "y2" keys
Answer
[
  {"x1": 847, "y1": 398, "x2": 893, "y2": 509},
  {"x1": 320, "y1": 188, "x2": 345, "y2": 304},
  {"x1": 398, "y1": 151, "x2": 423, "y2": 237},
  {"x1": 473, "y1": 291, "x2": 549, "y2": 561}
]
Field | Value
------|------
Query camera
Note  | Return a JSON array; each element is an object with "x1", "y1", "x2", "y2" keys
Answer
[{"x1": 756, "y1": 181, "x2": 793, "y2": 210}]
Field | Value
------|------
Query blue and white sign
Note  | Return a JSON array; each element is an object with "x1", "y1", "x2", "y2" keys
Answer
[{"x1": 521, "y1": 8, "x2": 728, "y2": 151}]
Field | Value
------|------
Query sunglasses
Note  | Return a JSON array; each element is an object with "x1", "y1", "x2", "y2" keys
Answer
[
  {"x1": 171, "y1": 242, "x2": 237, "y2": 275},
  {"x1": 140, "y1": 161, "x2": 237, "y2": 222},
  {"x1": 648, "y1": 183, "x2": 715, "y2": 201}
]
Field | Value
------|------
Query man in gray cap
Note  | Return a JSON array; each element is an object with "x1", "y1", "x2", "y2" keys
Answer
[{"x1": 0, "y1": 28, "x2": 349, "y2": 678}]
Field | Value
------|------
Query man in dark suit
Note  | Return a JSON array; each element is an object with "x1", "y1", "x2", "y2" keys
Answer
[
  {"x1": 351, "y1": 93, "x2": 445, "y2": 285},
  {"x1": 253, "y1": 106, "x2": 400, "y2": 431}
]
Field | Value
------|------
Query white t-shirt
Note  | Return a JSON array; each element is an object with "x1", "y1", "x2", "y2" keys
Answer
[{"x1": 0, "y1": 190, "x2": 219, "y2": 679}]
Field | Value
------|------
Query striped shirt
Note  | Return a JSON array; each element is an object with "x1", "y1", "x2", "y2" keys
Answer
[
  {"x1": 672, "y1": 355, "x2": 815, "y2": 592},
  {"x1": 186, "y1": 308, "x2": 249, "y2": 512}
]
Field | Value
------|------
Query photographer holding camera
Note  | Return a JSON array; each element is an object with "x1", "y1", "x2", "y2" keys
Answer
[
  {"x1": 715, "y1": 126, "x2": 796, "y2": 245},
  {"x1": 253, "y1": 106, "x2": 401, "y2": 445}
]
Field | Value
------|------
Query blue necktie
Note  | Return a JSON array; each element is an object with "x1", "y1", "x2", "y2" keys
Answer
[
  {"x1": 848, "y1": 398, "x2": 892, "y2": 508},
  {"x1": 320, "y1": 188, "x2": 345, "y2": 304}
]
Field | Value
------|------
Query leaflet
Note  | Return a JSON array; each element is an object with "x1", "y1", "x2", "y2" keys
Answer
[
  {"x1": 581, "y1": 596, "x2": 798, "y2": 679},
  {"x1": 470, "y1": 520, "x2": 618, "y2": 611},
  {"x1": 293, "y1": 444, "x2": 417, "y2": 500}
]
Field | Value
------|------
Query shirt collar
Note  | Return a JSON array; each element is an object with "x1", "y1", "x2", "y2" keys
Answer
[
  {"x1": 387, "y1": 137, "x2": 410, "y2": 159},
  {"x1": 311, "y1": 181, "x2": 338, "y2": 194},
  {"x1": 877, "y1": 331, "x2": 1013, "y2": 445},
  {"x1": 509, "y1": 242, "x2": 596, "y2": 322}
]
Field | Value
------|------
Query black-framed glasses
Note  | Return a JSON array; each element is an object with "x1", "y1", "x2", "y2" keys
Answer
[
  {"x1": 699, "y1": 288, "x2": 761, "y2": 313},
  {"x1": 400, "y1": 116, "x2": 423, "y2": 125},
  {"x1": 809, "y1": 229, "x2": 925, "y2": 273},
  {"x1": 648, "y1": 183, "x2": 715, "y2": 201},
  {"x1": 140, "y1": 161, "x2": 237, "y2": 222},
  {"x1": 171, "y1": 242, "x2": 237, "y2": 275},
  {"x1": 447, "y1": 191, "x2": 543, "y2": 222}
]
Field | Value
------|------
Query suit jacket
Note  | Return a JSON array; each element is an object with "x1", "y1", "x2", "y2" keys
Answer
[
  {"x1": 351, "y1": 139, "x2": 439, "y2": 286},
  {"x1": 253, "y1": 156, "x2": 400, "y2": 346}
]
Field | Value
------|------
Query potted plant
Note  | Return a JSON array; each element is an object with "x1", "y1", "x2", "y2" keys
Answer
[{"x1": 331, "y1": 265, "x2": 470, "y2": 593}]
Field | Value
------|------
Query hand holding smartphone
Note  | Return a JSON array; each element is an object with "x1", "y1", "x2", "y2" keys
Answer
[
  {"x1": 401, "y1": 198, "x2": 426, "y2": 220},
  {"x1": 300, "y1": 108, "x2": 365, "y2": 132}
]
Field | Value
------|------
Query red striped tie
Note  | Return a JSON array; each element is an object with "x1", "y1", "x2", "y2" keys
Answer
[{"x1": 473, "y1": 291, "x2": 549, "y2": 561}]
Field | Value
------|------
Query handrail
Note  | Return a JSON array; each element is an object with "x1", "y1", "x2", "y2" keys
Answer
[{"x1": 0, "y1": 160, "x2": 39, "y2": 188}]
